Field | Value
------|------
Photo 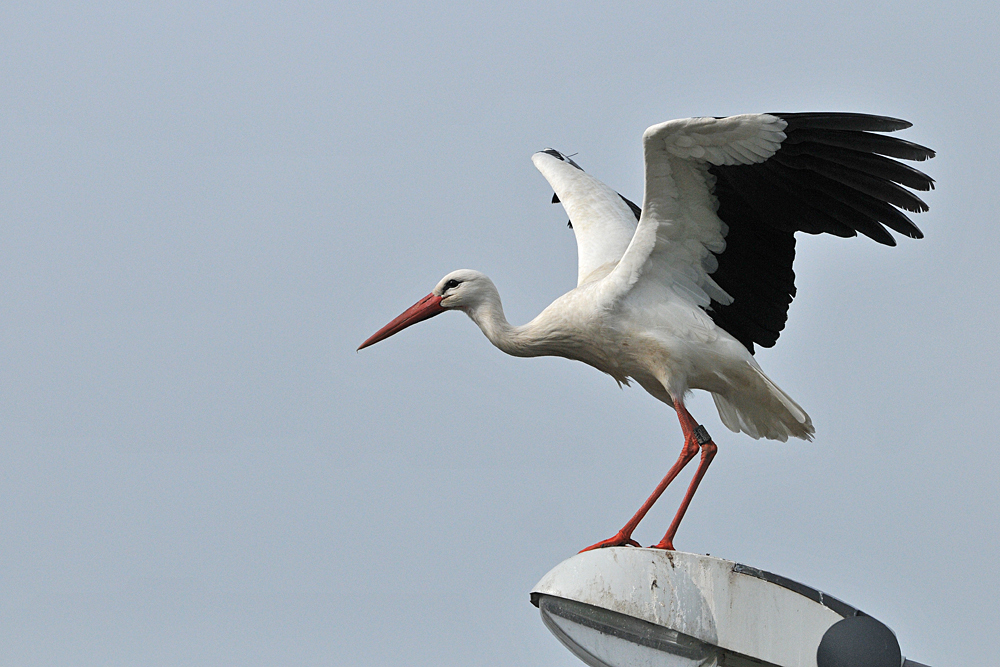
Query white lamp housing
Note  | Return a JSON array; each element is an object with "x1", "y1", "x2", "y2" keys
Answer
[{"x1": 531, "y1": 548, "x2": 927, "y2": 667}]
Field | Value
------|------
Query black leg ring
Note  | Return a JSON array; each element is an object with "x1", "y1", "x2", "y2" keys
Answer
[{"x1": 693, "y1": 425, "x2": 711, "y2": 445}]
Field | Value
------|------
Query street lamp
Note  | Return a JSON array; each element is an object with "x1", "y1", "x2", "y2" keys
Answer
[{"x1": 532, "y1": 549, "x2": 930, "y2": 667}]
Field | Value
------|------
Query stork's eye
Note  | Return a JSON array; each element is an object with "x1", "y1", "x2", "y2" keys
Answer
[{"x1": 444, "y1": 279, "x2": 461, "y2": 290}]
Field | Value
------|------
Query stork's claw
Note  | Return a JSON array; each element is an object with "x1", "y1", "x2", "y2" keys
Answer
[
  {"x1": 579, "y1": 531, "x2": 641, "y2": 552},
  {"x1": 650, "y1": 538, "x2": 675, "y2": 550}
]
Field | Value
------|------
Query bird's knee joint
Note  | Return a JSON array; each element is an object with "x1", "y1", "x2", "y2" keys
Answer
[{"x1": 681, "y1": 439, "x2": 700, "y2": 459}]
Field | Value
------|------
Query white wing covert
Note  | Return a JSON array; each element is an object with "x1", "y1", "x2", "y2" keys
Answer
[
  {"x1": 611, "y1": 114, "x2": 789, "y2": 307},
  {"x1": 532, "y1": 150, "x2": 638, "y2": 286}
]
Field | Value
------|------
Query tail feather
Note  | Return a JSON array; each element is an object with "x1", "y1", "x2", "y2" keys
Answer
[{"x1": 711, "y1": 363, "x2": 814, "y2": 441}]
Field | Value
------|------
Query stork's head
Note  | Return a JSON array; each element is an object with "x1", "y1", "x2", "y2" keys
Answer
[{"x1": 357, "y1": 269, "x2": 494, "y2": 350}]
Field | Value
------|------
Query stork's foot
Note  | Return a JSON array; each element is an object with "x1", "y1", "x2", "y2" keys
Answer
[
  {"x1": 650, "y1": 537, "x2": 675, "y2": 551},
  {"x1": 579, "y1": 531, "x2": 640, "y2": 553}
]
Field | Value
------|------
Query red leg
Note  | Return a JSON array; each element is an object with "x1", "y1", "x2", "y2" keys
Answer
[
  {"x1": 580, "y1": 398, "x2": 701, "y2": 552},
  {"x1": 652, "y1": 403, "x2": 717, "y2": 550}
]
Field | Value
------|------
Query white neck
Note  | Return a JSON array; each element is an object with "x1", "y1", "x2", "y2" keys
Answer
[
  {"x1": 457, "y1": 276, "x2": 626, "y2": 384},
  {"x1": 457, "y1": 278, "x2": 566, "y2": 358},
  {"x1": 463, "y1": 290, "x2": 534, "y2": 357}
]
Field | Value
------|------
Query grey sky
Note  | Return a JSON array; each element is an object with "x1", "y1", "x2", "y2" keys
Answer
[{"x1": 1, "y1": 2, "x2": 997, "y2": 665}]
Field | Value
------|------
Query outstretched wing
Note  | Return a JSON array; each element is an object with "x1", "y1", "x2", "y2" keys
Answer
[
  {"x1": 532, "y1": 149, "x2": 640, "y2": 286},
  {"x1": 610, "y1": 113, "x2": 934, "y2": 353}
]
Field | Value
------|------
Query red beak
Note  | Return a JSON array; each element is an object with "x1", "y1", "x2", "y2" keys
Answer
[{"x1": 358, "y1": 293, "x2": 447, "y2": 351}]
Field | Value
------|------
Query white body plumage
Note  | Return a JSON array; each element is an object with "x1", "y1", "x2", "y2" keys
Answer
[{"x1": 437, "y1": 115, "x2": 814, "y2": 440}]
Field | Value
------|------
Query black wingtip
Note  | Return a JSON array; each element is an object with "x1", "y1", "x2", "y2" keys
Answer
[
  {"x1": 772, "y1": 112, "x2": 914, "y2": 133},
  {"x1": 539, "y1": 148, "x2": 584, "y2": 171}
]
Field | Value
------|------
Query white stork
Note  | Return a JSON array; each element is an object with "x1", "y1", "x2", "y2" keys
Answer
[{"x1": 359, "y1": 112, "x2": 934, "y2": 551}]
